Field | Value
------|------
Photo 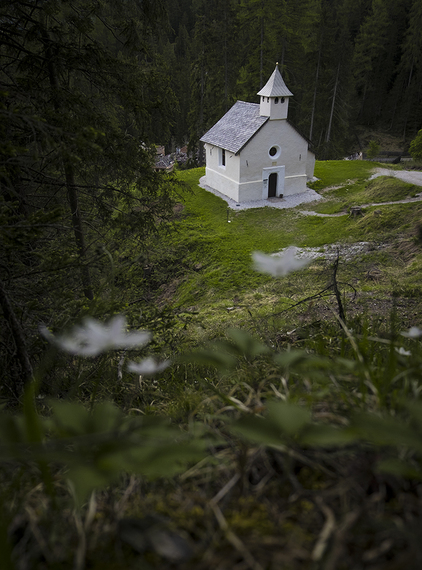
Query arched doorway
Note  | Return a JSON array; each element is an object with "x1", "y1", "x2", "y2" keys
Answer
[{"x1": 268, "y1": 172, "x2": 277, "y2": 197}]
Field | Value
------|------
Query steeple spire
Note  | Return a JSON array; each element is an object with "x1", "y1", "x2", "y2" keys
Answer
[{"x1": 257, "y1": 64, "x2": 293, "y2": 119}]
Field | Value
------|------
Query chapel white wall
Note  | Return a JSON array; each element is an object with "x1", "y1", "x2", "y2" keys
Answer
[
  {"x1": 203, "y1": 121, "x2": 315, "y2": 203},
  {"x1": 306, "y1": 149, "x2": 316, "y2": 179},
  {"x1": 239, "y1": 121, "x2": 310, "y2": 198},
  {"x1": 203, "y1": 144, "x2": 240, "y2": 201},
  {"x1": 259, "y1": 97, "x2": 289, "y2": 120}
]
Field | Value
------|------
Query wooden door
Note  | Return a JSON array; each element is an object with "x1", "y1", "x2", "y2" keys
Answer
[{"x1": 268, "y1": 172, "x2": 277, "y2": 197}]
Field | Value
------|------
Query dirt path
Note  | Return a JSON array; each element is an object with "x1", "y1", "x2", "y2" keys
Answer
[
  {"x1": 371, "y1": 167, "x2": 422, "y2": 186},
  {"x1": 300, "y1": 168, "x2": 422, "y2": 217}
]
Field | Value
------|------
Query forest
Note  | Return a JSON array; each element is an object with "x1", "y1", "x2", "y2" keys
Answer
[
  {"x1": 166, "y1": 0, "x2": 422, "y2": 159},
  {"x1": 2, "y1": 1, "x2": 422, "y2": 569}
]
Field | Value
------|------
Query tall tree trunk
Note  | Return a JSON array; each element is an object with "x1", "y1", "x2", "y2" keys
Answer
[
  {"x1": 64, "y1": 163, "x2": 94, "y2": 300},
  {"x1": 403, "y1": 63, "x2": 415, "y2": 140},
  {"x1": 223, "y1": 3, "x2": 228, "y2": 109},
  {"x1": 41, "y1": 23, "x2": 93, "y2": 299},
  {"x1": 326, "y1": 62, "x2": 340, "y2": 143},
  {"x1": 260, "y1": 0, "x2": 264, "y2": 88},
  {"x1": 0, "y1": 279, "x2": 33, "y2": 395},
  {"x1": 198, "y1": 42, "x2": 205, "y2": 166},
  {"x1": 309, "y1": 40, "x2": 322, "y2": 142}
]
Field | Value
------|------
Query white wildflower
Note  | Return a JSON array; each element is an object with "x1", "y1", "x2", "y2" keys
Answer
[
  {"x1": 395, "y1": 347, "x2": 411, "y2": 356},
  {"x1": 401, "y1": 326, "x2": 422, "y2": 339},
  {"x1": 127, "y1": 357, "x2": 171, "y2": 375},
  {"x1": 252, "y1": 247, "x2": 310, "y2": 277},
  {"x1": 40, "y1": 315, "x2": 151, "y2": 357}
]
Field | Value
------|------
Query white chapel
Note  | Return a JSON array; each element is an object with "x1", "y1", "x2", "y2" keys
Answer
[{"x1": 200, "y1": 65, "x2": 315, "y2": 203}]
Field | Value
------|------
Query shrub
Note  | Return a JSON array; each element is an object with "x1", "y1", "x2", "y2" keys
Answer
[
  {"x1": 409, "y1": 129, "x2": 422, "y2": 160},
  {"x1": 367, "y1": 140, "x2": 380, "y2": 159}
]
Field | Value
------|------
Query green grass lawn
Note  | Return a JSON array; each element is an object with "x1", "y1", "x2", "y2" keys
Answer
[
  {"x1": 173, "y1": 165, "x2": 417, "y2": 295},
  {"x1": 309, "y1": 159, "x2": 375, "y2": 190},
  {"x1": 308, "y1": 176, "x2": 420, "y2": 214}
]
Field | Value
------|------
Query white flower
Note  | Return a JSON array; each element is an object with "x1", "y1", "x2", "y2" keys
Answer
[
  {"x1": 40, "y1": 315, "x2": 151, "y2": 357},
  {"x1": 127, "y1": 357, "x2": 171, "y2": 375},
  {"x1": 401, "y1": 326, "x2": 422, "y2": 339},
  {"x1": 395, "y1": 347, "x2": 411, "y2": 356},
  {"x1": 252, "y1": 247, "x2": 310, "y2": 277}
]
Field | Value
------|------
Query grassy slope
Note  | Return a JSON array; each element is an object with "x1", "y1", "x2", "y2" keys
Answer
[
  {"x1": 7, "y1": 161, "x2": 422, "y2": 570},
  {"x1": 166, "y1": 163, "x2": 422, "y2": 337}
]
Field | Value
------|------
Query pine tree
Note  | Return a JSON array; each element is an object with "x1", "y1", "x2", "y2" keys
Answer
[
  {"x1": 0, "y1": 0, "x2": 179, "y2": 396},
  {"x1": 395, "y1": 0, "x2": 422, "y2": 138},
  {"x1": 188, "y1": 0, "x2": 238, "y2": 159},
  {"x1": 352, "y1": 0, "x2": 398, "y2": 125}
]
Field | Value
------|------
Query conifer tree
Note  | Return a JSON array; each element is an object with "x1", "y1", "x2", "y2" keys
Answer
[{"x1": 0, "y1": 0, "x2": 178, "y2": 395}]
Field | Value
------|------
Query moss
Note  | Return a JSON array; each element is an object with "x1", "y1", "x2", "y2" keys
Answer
[{"x1": 225, "y1": 497, "x2": 274, "y2": 535}]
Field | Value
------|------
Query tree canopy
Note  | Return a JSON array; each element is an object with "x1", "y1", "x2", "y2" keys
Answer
[
  {"x1": 160, "y1": 0, "x2": 422, "y2": 158},
  {"x1": 0, "y1": 0, "x2": 179, "y2": 396}
]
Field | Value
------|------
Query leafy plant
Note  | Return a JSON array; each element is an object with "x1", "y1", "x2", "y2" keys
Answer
[
  {"x1": 0, "y1": 394, "x2": 208, "y2": 507},
  {"x1": 367, "y1": 140, "x2": 381, "y2": 159},
  {"x1": 410, "y1": 129, "x2": 422, "y2": 160}
]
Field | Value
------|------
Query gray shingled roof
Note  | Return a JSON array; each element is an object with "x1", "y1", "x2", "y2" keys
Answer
[
  {"x1": 257, "y1": 65, "x2": 293, "y2": 98},
  {"x1": 200, "y1": 101, "x2": 268, "y2": 154}
]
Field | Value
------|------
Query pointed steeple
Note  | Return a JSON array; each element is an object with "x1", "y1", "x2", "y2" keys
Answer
[
  {"x1": 258, "y1": 64, "x2": 292, "y2": 119},
  {"x1": 258, "y1": 63, "x2": 293, "y2": 98}
]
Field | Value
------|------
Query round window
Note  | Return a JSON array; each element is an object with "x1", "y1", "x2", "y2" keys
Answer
[{"x1": 268, "y1": 145, "x2": 281, "y2": 159}]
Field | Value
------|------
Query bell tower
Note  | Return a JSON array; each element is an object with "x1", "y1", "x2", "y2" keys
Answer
[{"x1": 258, "y1": 64, "x2": 293, "y2": 120}]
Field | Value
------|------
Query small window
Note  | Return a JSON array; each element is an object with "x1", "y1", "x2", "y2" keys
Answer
[
  {"x1": 267, "y1": 97, "x2": 270, "y2": 102},
  {"x1": 219, "y1": 148, "x2": 226, "y2": 167},
  {"x1": 268, "y1": 145, "x2": 281, "y2": 160},
  {"x1": 275, "y1": 97, "x2": 279, "y2": 104},
  {"x1": 280, "y1": 97, "x2": 285, "y2": 103}
]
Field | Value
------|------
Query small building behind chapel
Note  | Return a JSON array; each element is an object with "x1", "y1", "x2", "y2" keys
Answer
[{"x1": 200, "y1": 65, "x2": 315, "y2": 203}]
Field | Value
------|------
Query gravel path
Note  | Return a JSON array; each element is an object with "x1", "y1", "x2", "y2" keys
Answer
[
  {"x1": 199, "y1": 176, "x2": 323, "y2": 210},
  {"x1": 199, "y1": 168, "x2": 422, "y2": 213},
  {"x1": 301, "y1": 195, "x2": 422, "y2": 217},
  {"x1": 370, "y1": 167, "x2": 422, "y2": 186},
  {"x1": 300, "y1": 168, "x2": 422, "y2": 217}
]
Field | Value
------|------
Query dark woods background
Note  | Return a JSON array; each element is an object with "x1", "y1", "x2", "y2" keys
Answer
[
  {"x1": 1, "y1": 0, "x2": 422, "y2": 398},
  {"x1": 169, "y1": 0, "x2": 422, "y2": 159}
]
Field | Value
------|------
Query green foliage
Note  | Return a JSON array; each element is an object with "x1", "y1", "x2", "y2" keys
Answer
[
  {"x1": 0, "y1": 393, "x2": 208, "y2": 507},
  {"x1": 161, "y1": 0, "x2": 421, "y2": 157},
  {"x1": 0, "y1": 0, "x2": 184, "y2": 395},
  {"x1": 367, "y1": 140, "x2": 381, "y2": 159},
  {"x1": 2, "y1": 215, "x2": 422, "y2": 568},
  {"x1": 232, "y1": 400, "x2": 355, "y2": 448},
  {"x1": 410, "y1": 129, "x2": 422, "y2": 160}
]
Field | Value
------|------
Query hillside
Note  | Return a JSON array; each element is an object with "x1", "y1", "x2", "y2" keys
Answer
[
  {"x1": 156, "y1": 161, "x2": 422, "y2": 343},
  {"x1": 3, "y1": 161, "x2": 422, "y2": 570}
]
